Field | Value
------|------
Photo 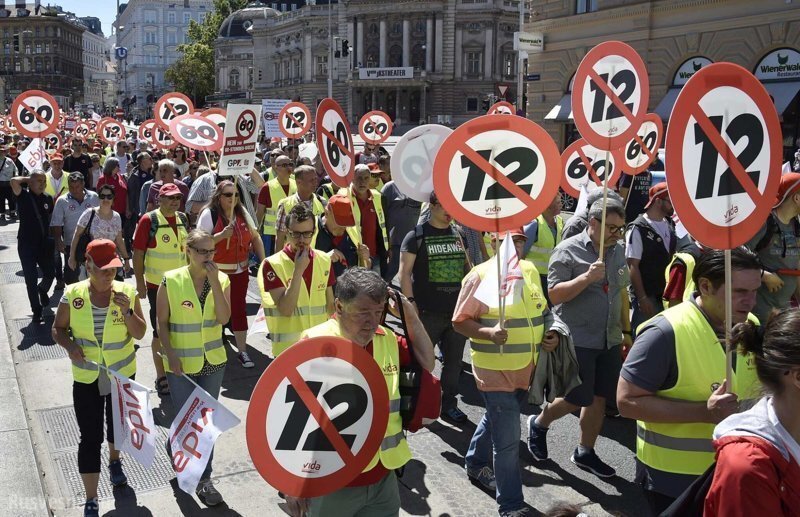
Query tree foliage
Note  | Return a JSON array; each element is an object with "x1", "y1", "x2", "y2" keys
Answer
[{"x1": 165, "y1": 0, "x2": 249, "y2": 106}]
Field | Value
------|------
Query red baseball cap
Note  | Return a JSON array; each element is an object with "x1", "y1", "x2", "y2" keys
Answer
[
  {"x1": 328, "y1": 194, "x2": 355, "y2": 226},
  {"x1": 644, "y1": 181, "x2": 669, "y2": 209},
  {"x1": 774, "y1": 173, "x2": 800, "y2": 208},
  {"x1": 159, "y1": 183, "x2": 181, "y2": 197},
  {"x1": 368, "y1": 163, "x2": 382, "y2": 174},
  {"x1": 85, "y1": 239, "x2": 123, "y2": 269},
  {"x1": 50, "y1": 153, "x2": 64, "y2": 162}
]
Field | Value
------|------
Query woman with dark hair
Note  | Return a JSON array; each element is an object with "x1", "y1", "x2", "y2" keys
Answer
[
  {"x1": 69, "y1": 183, "x2": 130, "y2": 275},
  {"x1": 197, "y1": 180, "x2": 265, "y2": 368},
  {"x1": 96, "y1": 157, "x2": 129, "y2": 231},
  {"x1": 705, "y1": 308, "x2": 800, "y2": 515},
  {"x1": 173, "y1": 146, "x2": 189, "y2": 177}
]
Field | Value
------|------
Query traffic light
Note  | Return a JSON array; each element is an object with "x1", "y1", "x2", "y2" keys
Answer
[{"x1": 342, "y1": 40, "x2": 349, "y2": 57}]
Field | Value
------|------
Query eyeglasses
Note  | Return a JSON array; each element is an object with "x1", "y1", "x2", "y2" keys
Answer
[
  {"x1": 221, "y1": 192, "x2": 239, "y2": 198},
  {"x1": 190, "y1": 246, "x2": 216, "y2": 256},
  {"x1": 606, "y1": 224, "x2": 625, "y2": 236},
  {"x1": 288, "y1": 230, "x2": 314, "y2": 240},
  {"x1": 99, "y1": 193, "x2": 114, "y2": 200},
  {"x1": 163, "y1": 195, "x2": 183, "y2": 201}
]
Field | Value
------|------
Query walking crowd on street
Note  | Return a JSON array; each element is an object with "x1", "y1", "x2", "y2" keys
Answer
[{"x1": 4, "y1": 125, "x2": 800, "y2": 517}]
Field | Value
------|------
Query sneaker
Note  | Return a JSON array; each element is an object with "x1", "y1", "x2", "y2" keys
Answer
[
  {"x1": 465, "y1": 464, "x2": 496, "y2": 491},
  {"x1": 527, "y1": 416, "x2": 549, "y2": 461},
  {"x1": 38, "y1": 288, "x2": 49, "y2": 309},
  {"x1": 500, "y1": 508, "x2": 531, "y2": 517},
  {"x1": 571, "y1": 447, "x2": 616, "y2": 478},
  {"x1": 108, "y1": 459, "x2": 127, "y2": 486},
  {"x1": 196, "y1": 478, "x2": 223, "y2": 506},
  {"x1": 238, "y1": 351, "x2": 254, "y2": 368},
  {"x1": 83, "y1": 498, "x2": 99, "y2": 517},
  {"x1": 441, "y1": 406, "x2": 468, "y2": 424}
]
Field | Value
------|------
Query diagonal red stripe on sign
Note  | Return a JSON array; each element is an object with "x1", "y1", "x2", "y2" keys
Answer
[
  {"x1": 691, "y1": 108, "x2": 763, "y2": 202},
  {"x1": 20, "y1": 100, "x2": 51, "y2": 126},
  {"x1": 458, "y1": 144, "x2": 537, "y2": 211},
  {"x1": 576, "y1": 146, "x2": 603, "y2": 185},
  {"x1": 285, "y1": 111, "x2": 307, "y2": 133},
  {"x1": 286, "y1": 368, "x2": 356, "y2": 464},
  {"x1": 634, "y1": 133, "x2": 656, "y2": 162},
  {"x1": 365, "y1": 118, "x2": 386, "y2": 140},
  {"x1": 320, "y1": 127, "x2": 355, "y2": 159},
  {"x1": 587, "y1": 69, "x2": 638, "y2": 128}
]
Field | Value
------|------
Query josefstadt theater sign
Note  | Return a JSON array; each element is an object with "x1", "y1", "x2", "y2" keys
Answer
[{"x1": 754, "y1": 47, "x2": 800, "y2": 81}]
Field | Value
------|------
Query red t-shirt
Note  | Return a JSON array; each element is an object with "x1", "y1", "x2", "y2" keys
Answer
[
  {"x1": 663, "y1": 263, "x2": 688, "y2": 302},
  {"x1": 260, "y1": 246, "x2": 336, "y2": 291},
  {"x1": 356, "y1": 194, "x2": 378, "y2": 256},
  {"x1": 96, "y1": 174, "x2": 128, "y2": 215},
  {"x1": 348, "y1": 333, "x2": 410, "y2": 487},
  {"x1": 257, "y1": 181, "x2": 291, "y2": 209},
  {"x1": 133, "y1": 212, "x2": 179, "y2": 288}
]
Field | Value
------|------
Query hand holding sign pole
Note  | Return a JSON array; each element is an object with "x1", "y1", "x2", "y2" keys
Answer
[{"x1": 665, "y1": 62, "x2": 782, "y2": 385}]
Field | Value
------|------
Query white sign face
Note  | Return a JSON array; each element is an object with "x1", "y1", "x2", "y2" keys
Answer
[
  {"x1": 392, "y1": 124, "x2": 453, "y2": 202},
  {"x1": 513, "y1": 31, "x2": 544, "y2": 53},
  {"x1": 561, "y1": 139, "x2": 622, "y2": 198},
  {"x1": 672, "y1": 57, "x2": 713, "y2": 86},
  {"x1": 316, "y1": 99, "x2": 354, "y2": 187},
  {"x1": 261, "y1": 98, "x2": 291, "y2": 138},
  {"x1": 265, "y1": 357, "x2": 376, "y2": 478},
  {"x1": 280, "y1": 103, "x2": 312, "y2": 138},
  {"x1": 754, "y1": 48, "x2": 800, "y2": 81},
  {"x1": 621, "y1": 114, "x2": 662, "y2": 175},
  {"x1": 219, "y1": 104, "x2": 262, "y2": 176},
  {"x1": 358, "y1": 67, "x2": 414, "y2": 80},
  {"x1": 358, "y1": 111, "x2": 392, "y2": 145}
]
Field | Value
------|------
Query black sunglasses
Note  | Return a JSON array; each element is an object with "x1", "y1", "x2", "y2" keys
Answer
[{"x1": 99, "y1": 193, "x2": 114, "y2": 200}]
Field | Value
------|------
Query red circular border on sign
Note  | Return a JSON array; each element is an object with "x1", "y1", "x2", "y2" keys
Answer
[
  {"x1": 138, "y1": 119, "x2": 156, "y2": 144},
  {"x1": 279, "y1": 102, "x2": 312, "y2": 139},
  {"x1": 316, "y1": 99, "x2": 355, "y2": 188},
  {"x1": 665, "y1": 62, "x2": 782, "y2": 250},
  {"x1": 358, "y1": 111, "x2": 392, "y2": 145},
  {"x1": 99, "y1": 119, "x2": 125, "y2": 145},
  {"x1": 11, "y1": 90, "x2": 61, "y2": 139},
  {"x1": 43, "y1": 131, "x2": 61, "y2": 151},
  {"x1": 75, "y1": 122, "x2": 91, "y2": 140},
  {"x1": 234, "y1": 109, "x2": 257, "y2": 139},
  {"x1": 154, "y1": 92, "x2": 194, "y2": 131},
  {"x1": 201, "y1": 108, "x2": 227, "y2": 133},
  {"x1": 560, "y1": 138, "x2": 624, "y2": 198},
  {"x1": 168, "y1": 114, "x2": 223, "y2": 152},
  {"x1": 246, "y1": 336, "x2": 390, "y2": 499},
  {"x1": 487, "y1": 101, "x2": 515, "y2": 115},
  {"x1": 620, "y1": 113, "x2": 663, "y2": 176},
  {"x1": 432, "y1": 114, "x2": 562, "y2": 233},
  {"x1": 153, "y1": 125, "x2": 177, "y2": 150},
  {"x1": 572, "y1": 41, "x2": 649, "y2": 151}
]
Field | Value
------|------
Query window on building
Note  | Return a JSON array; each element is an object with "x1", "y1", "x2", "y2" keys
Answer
[
  {"x1": 466, "y1": 97, "x2": 478, "y2": 112},
  {"x1": 274, "y1": 62, "x2": 280, "y2": 80},
  {"x1": 316, "y1": 55, "x2": 327, "y2": 76},
  {"x1": 34, "y1": 57, "x2": 41, "y2": 72},
  {"x1": 184, "y1": 13, "x2": 191, "y2": 24},
  {"x1": 576, "y1": 0, "x2": 598, "y2": 14},
  {"x1": 392, "y1": 22, "x2": 401, "y2": 34},
  {"x1": 415, "y1": 20, "x2": 425, "y2": 33},
  {"x1": 24, "y1": 43, "x2": 30, "y2": 54},
  {"x1": 369, "y1": 23, "x2": 378, "y2": 36},
  {"x1": 3, "y1": 43, "x2": 8, "y2": 56},
  {"x1": 229, "y1": 68, "x2": 240, "y2": 88},
  {"x1": 283, "y1": 60, "x2": 289, "y2": 80},
  {"x1": 14, "y1": 59, "x2": 20, "y2": 72},
  {"x1": 168, "y1": 12, "x2": 176, "y2": 23},
  {"x1": 293, "y1": 58, "x2": 301, "y2": 79},
  {"x1": 144, "y1": 9, "x2": 157, "y2": 23},
  {"x1": 44, "y1": 58, "x2": 50, "y2": 72},
  {"x1": 411, "y1": 44, "x2": 425, "y2": 69},
  {"x1": 503, "y1": 52, "x2": 515, "y2": 77},
  {"x1": 144, "y1": 31, "x2": 157, "y2": 44},
  {"x1": 167, "y1": 31, "x2": 177, "y2": 45},
  {"x1": 44, "y1": 43, "x2": 50, "y2": 53},
  {"x1": 465, "y1": 51, "x2": 482, "y2": 75},
  {"x1": 35, "y1": 43, "x2": 41, "y2": 54},
  {"x1": 388, "y1": 45, "x2": 402, "y2": 67},
  {"x1": 365, "y1": 45, "x2": 378, "y2": 67}
]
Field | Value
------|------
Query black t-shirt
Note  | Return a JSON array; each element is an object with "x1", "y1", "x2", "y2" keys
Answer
[
  {"x1": 63, "y1": 153, "x2": 92, "y2": 184},
  {"x1": 401, "y1": 223, "x2": 467, "y2": 313},
  {"x1": 314, "y1": 216, "x2": 358, "y2": 279},
  {"x1": 16, "y1": 190, "x2": 53, "y2": 245},
  {"x1": 619, "y1": 171, "x2": 652, "y2": 223}
]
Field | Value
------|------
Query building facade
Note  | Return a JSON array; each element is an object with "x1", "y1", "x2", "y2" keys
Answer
[
  {"x1": 0, "y1": 3, "x2": 85, "y2": 111},
  {"x1": 214, "y1": 0, "x2": 526, "y2": 126},
  {"x1": 526, "y1": 0, "x2": 800, "y2": 159},
  {"x1": 115, "y1": 0, "x2": 214, "y2": 117},
  {"x1": 82, "y1": 22, "x2": 115, "y2": 114}
]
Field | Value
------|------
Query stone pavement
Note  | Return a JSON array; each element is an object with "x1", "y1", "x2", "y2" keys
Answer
[{"x1": 0, "y1": 217, "x2": 647, "y2": 517}]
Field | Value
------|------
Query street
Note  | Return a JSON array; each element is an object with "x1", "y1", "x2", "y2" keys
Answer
[{"x1": 0, "y1": 218, "x2": 646, "y2": 517}]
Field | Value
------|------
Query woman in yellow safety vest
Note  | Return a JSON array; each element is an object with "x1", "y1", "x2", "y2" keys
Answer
[
  {"x1": 52, "y1": 239, "x2": 147, "y2": 517},
  {"x1": 156, "y1": 228, "x2": 231, "y2": 507}
]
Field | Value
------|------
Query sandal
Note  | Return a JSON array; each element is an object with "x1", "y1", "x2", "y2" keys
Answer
[{"x1": 155, "y1": 376, "x2": 170, "y2": 396}]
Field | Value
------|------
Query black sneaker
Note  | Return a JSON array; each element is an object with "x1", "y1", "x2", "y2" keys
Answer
[
  {"x1": 441, "y1": 406, "x2": 468, "y2": 424},
  {"x1": 465, "y1": 464, "x2": 496, "y2": 492},
  {"x1": 108, "y1": 459, "x2": 127, "y2": 486},
  {"x1": 196, "y1": 478, "x2": 223, "y2": 506},
  {"x1": 570, "y1": 447, "x2": 616, "y2": 478},
  {"x1": 83, "y1": 498, "x2": 99, "y2": 517},
  {"x1": 38, "y1": 288, "x2": 49, "y2": 309},
  {"x1": 527, "y1": 415, "x2": 548, "y2": 461}
]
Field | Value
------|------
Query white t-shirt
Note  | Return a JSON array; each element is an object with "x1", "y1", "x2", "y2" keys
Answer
[
  {"x1": 768, "y1": 397, "x2": 800, "y2": 464},
  {"x1": 77, "y1": 208, "x2": 122, "y2": 242},
  {"x1": 625, "y1": 214, "x2": 672, "y2": 260}
]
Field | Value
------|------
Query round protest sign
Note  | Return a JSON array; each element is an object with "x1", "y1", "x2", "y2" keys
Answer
[
  {"x1": 246, "y1": 336, "x2": 389, "y2": 499},
  {"x1": 665, "y1": 62, "x2": 782, "y2": 250},
  {"x1": 358, "y1": 111, "x2": 393, "y2": 145},
  {"x1": 138, "y1": 119, "x2": 156, "y2": 144},
  {"x1": 5, "y1": 116, "x2": 15, "y2": 133},
  {"x1": 202, "y1": 108, "x2": 227, "y2": 135},
  {"x1": 572, "y1": 41, "x2": 649, "y2": 151},
  {"x1": 391, "y1": 124, "x2": 453, "y2": 202},
  {"x1": 74, "y1": 122, "x2": 91, "y2": 140},
  {"x1": 99, "y1": 119, "x2": 125, "y2": 145},
  {"x1": 168, "y1": 114, "x2": 223, "y2": 152},
  {"x1": 432, "y1": 115, "x2": 561, "y2": 233},
  {"x1": 11, "y1": 90, "x2": 61, "y2": 139},
  {"x1": 487, "y1": 101, "x2": 515, "y2": 115},
  {"x1": 560, "y1": 138, "x2": 623, "y2": 198},
  {"x1": 154, "y1": 92, "x2": 194, "y2": 131},
  {"x1": 316, "y1": 99, "x2": 355, "y2": 188},
  {"x1": 153, "y1": 125, "x2": 177, "y2": 150},
  {"x1": 620, "y1": 113, "x2": 663, "y2": 176},
  {"x1": 279, "y1": 102, "x2": 312, "y2": 139},
  {"x1": 43, "y1": 132, "x2": 61, "y2": 151}
]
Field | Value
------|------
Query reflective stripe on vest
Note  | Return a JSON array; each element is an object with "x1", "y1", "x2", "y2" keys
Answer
[
  {"x1": 163, "y1": 266, "x2": 230, "y2": 375},
  {"x1": 262, "y1": 178, "x2": 297, "y2": 235},
  {"x1": 67, "y1": 280, "x2": 138, "y2": 383},
  {"x1": 258, "y1": 249, "x2": 331, "y2": 356},
  {"x1": 468, "y1": 259, "x2": 547, "y2": 371},
  {"x1": 636, "y1": 302, "x2": 761, "y2": 476},
  {"x1": 301, "y1": 319, "x2": 412, "y2": 471},
  {"x1": 524, "y1": 214, "x2": 563, "y2": 274},
  {"x1": 340, "y1": 186, "x2": 389, "y2": 251},
  {"x1": 143, "y1": 209, "x2": 188, "y2": 285}
]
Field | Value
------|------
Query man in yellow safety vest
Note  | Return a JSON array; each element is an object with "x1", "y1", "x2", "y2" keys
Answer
[
  {"x1": 617, "y1": 247, "x2": 763, "y2": 515},
  {"x1": 274, "y1": 165, "x2": 324, "y2": 250},
  {"x1": 523, "y1": 193, "x2": 563, "y2": 304},
  {"x1": 255, "y1": 154, "x2": 296, "y2": 255}
]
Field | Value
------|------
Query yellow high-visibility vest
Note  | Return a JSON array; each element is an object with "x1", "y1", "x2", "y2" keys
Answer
[
  {"x1": 45, "y1": 172, "x2": 69, "y2": 199},
  {"x1": 339, "y1": 186, "x2": 388, "y2": 252},
  {"x1": 525, "y1": 214, "x2": 564, "y2": 275},
  {"x1": 143, "y1": 209, "x2": 188, "y2": 285},
  {"x1": 262, "y1": 178, "x2": 297, "y2": 235}
]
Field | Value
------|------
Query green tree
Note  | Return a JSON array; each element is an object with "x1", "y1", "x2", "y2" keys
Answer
[{"x1": 165, "y1": 0, "x2": 249, "y2": 107}]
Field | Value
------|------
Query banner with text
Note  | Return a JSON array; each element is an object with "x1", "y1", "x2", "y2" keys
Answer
[
  {"x1": 358, "y1": 67, "x2": 414, "y2": 80},
  {"x1": 218, "y1": 103, "x2": 262, "y2": 177},
  {"x1": 110, "y1": 370, "x2": 156, "y2": 468},
  {"x1": 261, "y1": 98, "x2": 290, "y2": 138}
]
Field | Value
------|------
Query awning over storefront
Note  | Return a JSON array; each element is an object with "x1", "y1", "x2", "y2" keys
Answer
[
  {"x1": 544, "y1": 93, "x2": 572, "y2": 121},
  {"x1": 655, "y1": 87, "x2": 681, "y2": 121},
  {"x1": 763, "y1": 81, "x2": 800, "y2": 115}
]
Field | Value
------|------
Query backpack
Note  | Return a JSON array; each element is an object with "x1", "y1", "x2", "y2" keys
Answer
[{"x1": 148, "y1": 210, "x2": 189, "y2": 243}]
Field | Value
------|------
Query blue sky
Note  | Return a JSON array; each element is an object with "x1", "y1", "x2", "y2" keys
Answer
[{"x1": 55, "y1": 0, "x2": 118, "y2": 37}]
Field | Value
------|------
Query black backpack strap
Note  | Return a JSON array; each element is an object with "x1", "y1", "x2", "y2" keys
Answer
[
  {"x1": 177, "y1": 211, "x2": 189, "y2": 229},
  {"x1": 147, "y1": 211, "x2": 158, "y2": 242},
  {"x1": 414, "y1": 224, "x2": 424, "y2": 251}
]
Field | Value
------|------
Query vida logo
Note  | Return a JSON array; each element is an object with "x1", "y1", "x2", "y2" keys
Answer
[
  {"x1": 484, "y1": 206, "x2": 501, "y2": 215},
  {"x1": 301, "y1": 460, "x2": 322, "y2": 473}
]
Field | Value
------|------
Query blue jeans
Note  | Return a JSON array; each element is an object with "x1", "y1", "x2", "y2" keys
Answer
[
  {"x1": 261, "y1": 234, "x2": 274, "y2": 256},
  {"x1": 465, "y1": 389, "x2": 527, "y2": 513},
  {"x1": 166, "y1": 368, "x2": 226, "y2": 480}
]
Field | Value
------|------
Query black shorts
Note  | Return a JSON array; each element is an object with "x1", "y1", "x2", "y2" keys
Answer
[
  {"x1": 564, "y1": 345, "x2": 623, "y2": 407},
  {"x1": 147, "y1": 286, "x2": 158, "y2": 338}
]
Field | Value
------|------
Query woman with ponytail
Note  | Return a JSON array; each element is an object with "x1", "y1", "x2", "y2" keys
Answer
[{"x1": 705, "y1": 308, "x2": 800, "y2": 515}]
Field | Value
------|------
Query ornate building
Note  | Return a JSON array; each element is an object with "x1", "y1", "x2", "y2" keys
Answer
[{"x1": 214, "y1": 0, "x2": 525, "y2": 126}]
